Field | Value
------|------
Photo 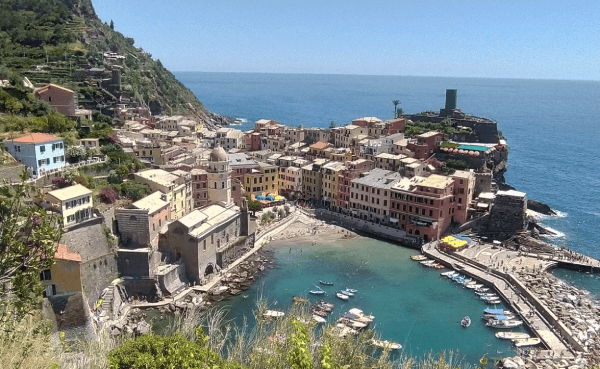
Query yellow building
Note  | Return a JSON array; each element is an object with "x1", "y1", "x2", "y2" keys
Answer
[
  {"x1": 243, "y1": 162, "x2": 279, "y2": 198},
  {"x1": 46, "y1": 184, "x2": 94, "y2": 227},
  {"x1": 40, "y1": 244, "x2": 82, "y2": 297},
  {"x1": 134, "y1": 169, "x2": 192, "y2": 220},
  {"x1": 321, "y1": 161, "x2": 346, "y2": 209}
]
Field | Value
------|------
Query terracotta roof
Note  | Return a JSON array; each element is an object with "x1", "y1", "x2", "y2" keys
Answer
[
  {"x1": 310, "y1": 141, "x2": 328, "y2": 150},
  {"x1": 54, "y1": 244, "x2": 82, "y2": 262},
  {"x1": 11, "y1": 133, "x2": 62, "y2": 144}
]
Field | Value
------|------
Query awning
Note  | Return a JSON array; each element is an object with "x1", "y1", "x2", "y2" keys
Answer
[
  {"x1": 389, "y1": 218, "x2": 399, "y2": 223},
  {"x1": 352, "y1": 210, "x2": 358, "y2": 215}
]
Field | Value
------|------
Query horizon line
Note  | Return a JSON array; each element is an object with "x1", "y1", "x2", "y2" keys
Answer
[{"x1": 171, "y1": 71, "x2": 600, "y2": 83}]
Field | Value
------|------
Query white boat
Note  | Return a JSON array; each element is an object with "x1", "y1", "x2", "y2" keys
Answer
[
  {"x1": 338, "y1": 317, "x2": 368, "y2": 330},
  {"x1": 340, "y1": 290, "x2": 354, "y2": 297},
  {"x1": 309, "y1": 290, "x2": 325, "y2": 295},
  {"x1": 495, "y1": 332, "x2": 530, "y2": 340},
  {"x1": 446, "y1": 271, "x2": 459, "y2": 278},
  {"x1": 460, "y1": 278, "x2": 472, "y2": 285},
  {"x1": 487, "y1": 319, "x2": 523, "y2": 329},
  {"x1": 485, "y1": 299, "x2": 502, "y2": 305},
  {"x1": 473, "y1": 284, "x2": 484, "y2": 289},
  {"x1": 461, "y1": 316, "x2": 471, "y2": 328},
  {"x1": 420, "y1": 260, "x2": 435, "y2": 265},
  {"x1": 441, "y1": 271, "x2": 456, "y2": 276},
  {"x1": 348, "y1": 308, "x2": 375, "y2": 322},
  {"x1": 312, "y1": 315, "x2": 326, "y2": 324},
  {"x1": 336, "y1": 292, "x2": 349, "y2": 300},
  {"x1": 263, "y1": 310, "x2": 285, "y2": 318},
  {"x1": 465, "y1": 283, "x2": 478, "y2": 289},
  {"x1": 371, "y1": 339, "x2": 402, "y2": 350},
  {"x1": 346, "y1": 288, "x2": 358, "y2": 293},
  {"x1": 513, "y1": 338, "x2": 541, "y2": 347},
  {"x1": 476, "y1": 287, "x2": 490, "y2": 292}
]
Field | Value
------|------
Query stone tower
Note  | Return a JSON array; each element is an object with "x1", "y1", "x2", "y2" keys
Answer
[{"x1": 207, "y1": 146, "x2": 231, "y2": 206}]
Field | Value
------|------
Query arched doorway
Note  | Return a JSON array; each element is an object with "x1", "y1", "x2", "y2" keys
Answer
[
  {"x1": 423, "y1": 234, "x2": 429, "y2": 242},
  {"x1": 204, "y1": 264, "x2": 214, "y2": 277}
]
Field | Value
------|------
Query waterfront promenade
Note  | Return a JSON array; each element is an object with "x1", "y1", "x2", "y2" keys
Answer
[{"x1": 422, "y1": 239, "x2": 600, "y2": 365}]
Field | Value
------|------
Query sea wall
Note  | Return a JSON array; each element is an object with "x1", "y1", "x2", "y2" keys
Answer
[{"x1": 314, "y1": 209, "x2": 421, "y2": 248}]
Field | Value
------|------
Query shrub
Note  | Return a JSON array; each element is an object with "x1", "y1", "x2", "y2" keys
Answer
[
  {"x1": 445, "y1": 159, "x2": 470, "y2": 171},
  {"x1": 107, "y1": 170, "x2": 122, "y2": 184},
  {"x1": 99, "y1": 187, "x2": 118, "y2": 204},
  {"x1": 72, "y1": 175, "x2": 88, "y2": 187},
  {"x1": 51, "y1": 176, "x2": 69, "y2": 188},
  {"x1": 108, "y1": 333, "x2": 245, "y2": 369},
  {"x1": 116, "y1": 181, "x2": 149, "y2": 201}
]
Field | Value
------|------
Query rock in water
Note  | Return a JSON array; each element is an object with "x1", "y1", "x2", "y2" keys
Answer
[{"x1": 527, "y1": 200, "x2": 557, "y2": 216}]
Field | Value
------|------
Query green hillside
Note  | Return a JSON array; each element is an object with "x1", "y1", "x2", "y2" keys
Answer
[{"x1": 0, "y1": 0, "x2": 217, "y2": 121}]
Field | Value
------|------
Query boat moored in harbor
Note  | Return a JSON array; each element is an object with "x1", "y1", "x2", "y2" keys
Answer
[
  {"x1": 495, "y1": 332, "x2": 531, "y2": 340},
  {"x1": 461, "y1": 316, "x2": 471, "y2": 328},
  {"x1": 371, "y1": 339, "x2": 402, "y2": 350},
  {"x1": 513, "y1": 338, "x2": 542, "y2": 347}
]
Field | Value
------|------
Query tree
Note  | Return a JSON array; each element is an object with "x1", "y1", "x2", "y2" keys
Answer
[
  {"x1": 99, "y1": 187, "x2": 118, "y2": 204},
  {"x1": 0, "y1": 171, "x2": 62, "y2": 319},
  {"x1": 393, "y1": 100, "x2": 401, "y2": 118},
  {"x1": 116, "y1": 181, "x2": 149, "y2": 201},
  {"x1": 329, "y1": 121, "x2": 336, "y2": 129},
  {"x1": 68, "y1": 146, "x2": 85, "y2": 162},
  {"x1": 110, "y1": 20, "x2": 114, "y2": 30},
  {"x1": 247, "y1": 199, "x2": 262, "y2": 216}
]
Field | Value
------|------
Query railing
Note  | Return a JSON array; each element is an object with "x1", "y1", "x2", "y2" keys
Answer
[{"x1": 26, "y1": 157, "x2": 107, "y2": 184}]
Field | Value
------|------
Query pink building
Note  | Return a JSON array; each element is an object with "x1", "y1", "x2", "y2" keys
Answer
[
  {"x1": 336, "y1": 159, "x2": 375, "y2": 212},
  {"x1": 407, "y1": 131, "x2": 443, "y2": 160},
  {"x1": 34, "y1": 84, "x2": 76, "y2": 117},
  {"x1": 191, "y1": 169, "x2": 209, "y2": 208}
]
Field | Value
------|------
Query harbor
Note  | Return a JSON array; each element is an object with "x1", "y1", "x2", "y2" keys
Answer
[{"x1": 421, "y1": 236, "x2": 600, "y2": 368}]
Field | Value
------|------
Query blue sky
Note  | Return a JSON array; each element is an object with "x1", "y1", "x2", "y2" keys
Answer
[{"x1": 92, "y1": 0, "x2": 599, "y2": 80}]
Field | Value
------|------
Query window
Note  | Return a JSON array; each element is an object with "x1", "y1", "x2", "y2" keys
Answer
[
  {"x1": 204, "y1": 240, "x2": 206, "y2": 251},
  {"x1": 40, "y1": 146, "x2": 45, "y2": 153},
  {"x1": 40, "y1": 269, "x2": 52, "y2": 281},
  {"x1": 15, "y1": 145, "x2": 20, "y2": 152}
]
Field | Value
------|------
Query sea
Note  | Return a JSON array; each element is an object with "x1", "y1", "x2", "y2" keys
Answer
[{"x1": 172, "y1": 72, "x2": 600, "y2": 364}]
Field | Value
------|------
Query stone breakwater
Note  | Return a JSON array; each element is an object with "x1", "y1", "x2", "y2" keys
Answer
[{"x1": 516, "y1": 270, "x2": 600, "y2": 361}]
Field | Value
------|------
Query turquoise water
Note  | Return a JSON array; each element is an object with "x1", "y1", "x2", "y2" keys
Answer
[
  {"x1": 171, "y1": 73, "x2": 600, "y2": 362},
  {"x1": 216, "y1": 238, "x2": 526, "y2": 365}
]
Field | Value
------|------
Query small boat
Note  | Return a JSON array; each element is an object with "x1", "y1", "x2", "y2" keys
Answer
[
  {"x1": 461, "y1": 316, "x2": 471, "y2": 328},
  {"x1": 310, "y1": 290, "x2": 325, "y2": 295},
  {"x1": 446, "y1": 271, "x2": 459, "y2": 278},
  {"x1": 460, "y1": 278, "x2": 472, "y2": 285},
  {"x1": 433, "y1": 264, "x2": 445, "y2": 269},
  {"x1": 473, "y1": 284, "x2": 484, "y2": 289},
  {"x1": 346, "y1": 288, "x2": 358, "y2": 293},
  {"x1": 476, "y1": 287, "x2": 490, "y2": 292},
  {"x1": 440, "y1": 271, "x2": 455, "y2": 276},
  {"x1": 484, "y1": 308, "x2": 510, "y2": 315},
  {"x1": 312, "y1": 309, "x2": 328, "y2": 317},
  {"x1": 312, "y1": 315, "x2": 327, "y2": 324},
  {"x1": 495, "y1": 332, "x2": 530, "y2": 340},
  {"x1": 485, "y1": 299, "x2": 502, "y2": 305},
  {"x1": 486, "y1": 319, "x2": 523, "y2": 329},
  {"x1": 482, "y1": 314, "x2": 516, "y2": 321},
  {"x1": 319, "y1": 280, "x2": 334, "y2": 286},
  {"x1": 336, "y1": 292, "x2": 349, "y2": 300},
  {"x1": 411, "y1": 255, "x2": 428, "y2": 261},
  {"x1": 371, "y1": 339, "x2": 402, "y2": 350},
  {"x1": 339, "y1": 290, "x2": 354, "y2": 297},
  {"x1": 338, "y1": 317, "x2": 368, "y2": 330},
  {"x1": 318, "y1": 301, "x2": 334, "y2": 311},
  {"x1": 513, "y1": 338, "x2": 541, "y2": 347},
  {"x1": 420, "y1": 260, "x2": 435, "y2": 266},
  {"x1": 263, "y1": 310, "x2": 285, "y2": 318},
  {"x1": 348, "y1": 308, "x2": 375, "y2": 322}
]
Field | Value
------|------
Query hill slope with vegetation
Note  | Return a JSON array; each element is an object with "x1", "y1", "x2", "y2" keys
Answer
[{"x1": 0, "y1": 0, "x2": 226, "y2": 124}]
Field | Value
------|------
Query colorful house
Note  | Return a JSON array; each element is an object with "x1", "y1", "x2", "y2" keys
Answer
[{"x1": 4, "y1": 133, "x2": 65, "y2": 177}]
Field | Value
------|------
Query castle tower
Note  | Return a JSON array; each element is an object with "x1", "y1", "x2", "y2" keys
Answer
[{"x1": 207, "y1": 146, "x2": 232, "y2": 206}]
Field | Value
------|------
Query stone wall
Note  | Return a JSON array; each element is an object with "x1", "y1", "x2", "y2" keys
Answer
[
  {"x1": 219, "y1": 233, "x2": 255, "y2": 269},
  {"x1": 473, "y1": 171, "x2": 493, "y2": 198},
  {"x1": 122, "y1": 278, "x2": 157, "y2": 300},
  {"x1": 80, "y1": 254, "x2": 118, "y2": 309},
  {"x1": 157, "y1": 263, "x2": 187, "y2": 295},
  {"x1": 115, "y1": 208, "x2": 150, "y2": 247},
  {"x1": 314, "y1": 209, "x2": 421, "y2": 249},
  {"x1": 484, "y1": 192, "x2": 528, "y2": 240}
]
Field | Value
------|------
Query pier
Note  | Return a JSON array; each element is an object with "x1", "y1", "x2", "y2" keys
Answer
[{"x1": 422, "y1": 239, "x2": 600, "y2": 365}]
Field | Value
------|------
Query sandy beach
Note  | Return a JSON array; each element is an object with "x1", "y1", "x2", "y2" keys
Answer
[{"x1": 263, "y1": 210, "x2": 361, "y2": 251}]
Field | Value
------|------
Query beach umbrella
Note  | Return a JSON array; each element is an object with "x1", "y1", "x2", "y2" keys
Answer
[
  {"x1": 275, "y1": 195, "x2": 284, "y2": 201},
  {"x1": 266, "y1": 195, "x2": 275, "y2": 202},
  {"x1": 256, "y1": 195, "x2": 266, "y2": 201}
]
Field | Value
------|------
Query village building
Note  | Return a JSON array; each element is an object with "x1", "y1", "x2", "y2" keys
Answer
[
  {"x1": 243, "y1": 161, "x2": 278, "y2": 198},
  {"x1": 407, "y1": 131, "x2": 444, "y2": 160},
  {"x1": 134, "y1": 169, "x2": 192, "y2": 220},
  {"x1": 321, "y1": 161, "x2": 346, "y2": 210},
  {"x1": 215, "y1": 128, "x2": 245, "y2": 150},
  {"x1": 374, "y1": 153, "x2": 408, "y2": 172},
  {"x1": 334, "y1": 125, "x2": 368, "y2": 148},
  {"x1": 206, "y1": 146, "x2": 233, "y2": 206},
  {"x1": 4, "y1": 133, "x2": 65, "y2": 177},
  {"x1": 40, "y1": 244, "x2": 82, "y2": 298},
  {"x1": 336, "y1": 159, "x2": 375, "y2": 212},
  {"x1": 301, "y1": 158, "x2": 329, "y2": 201},
  {"x1": 349, "y1": 168, "x2": 402, "y2": 223},
  {"x1": 45, "y1": 184, "x2": 94, "y2": 228},
  {"x1": 34, "y1": 84, "x2": 76, "y2": 117},
  {"x1": 190, "y1": 169, "x2": 209, "y2": 208}
]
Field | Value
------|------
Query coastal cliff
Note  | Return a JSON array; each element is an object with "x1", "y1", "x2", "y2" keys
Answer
[{"x1": 0, "y1": 0, "x2": 231, "y2": 127}]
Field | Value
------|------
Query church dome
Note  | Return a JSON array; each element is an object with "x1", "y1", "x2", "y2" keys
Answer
[{"x1": 210, "y1": 146, "x2": 228, "y2": 162}]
